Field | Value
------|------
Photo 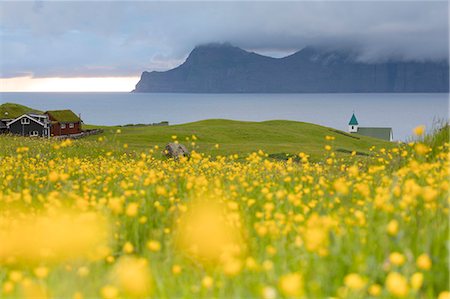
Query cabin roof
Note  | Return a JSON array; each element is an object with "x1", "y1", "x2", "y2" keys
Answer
[
  {"x1": 357, "y1": 127, "x2": 392, "y2": 141},
  {"x1": 45, "y1": 110, "x2": 80, "y2": 122},
  {"x1": 348, "y1": 113, "x2": 359, "y2": 125},
  {"x1": 6, "y1": 113, "x2": 46, "y2": 127}
]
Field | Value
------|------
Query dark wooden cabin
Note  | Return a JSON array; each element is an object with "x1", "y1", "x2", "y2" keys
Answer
[{"x1": 6, "y1": 114, "x2": 50, "y2": 137}]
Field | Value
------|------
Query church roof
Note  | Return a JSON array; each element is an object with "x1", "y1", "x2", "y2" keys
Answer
[
  {"x1": 349, "y1": 113, "x2": 358, "y2": 125},
  {"x1": 357, "y1": 127, "x2": 393, "y2": 141}
]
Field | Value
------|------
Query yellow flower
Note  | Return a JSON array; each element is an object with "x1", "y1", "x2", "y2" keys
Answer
[
  {"x1": 347, "y1": 165, "x2": 359, "y2": 176},
  {"x1": 410, "y1": 272, "x2": 423, "y2": 290},
  {"x1": 172, "y1": 265, "x2": 182, "y2": 275},
  {"x1": 77, "y1": 266, "x2": 90, "y2": 277},
  {"x1": 415, "y1": 143, "x2": 430, "y2": 155},
  {"x1": 302, "y1": 214, "x2": 333, "y2": 256},
  {"x1": 416, "y1": 254, "x2": 432, "y2": 270},
  {"x1": 123, "y1": 242, "x2": 134, "y2": 254},
  {"x1": 266, "y1": 245, "x2": 277, "y2": 256},
  {"x1": 48, "y1": 171, "x2": 59, "y2": 182},
  {"x1": 22, "y1": 280, "x2": 49, "y2": 299},
  {"x1": 368, "y1": 284, "x2": 382, "y2": 296},
  {"x1": 2, "y1": 281, "x2": 14, "y2": 294},
  {"x1": 262, "y1": 260, "x2": 274, "y2": 271},
  {"x1": 278, "y1": 272, "x2": 303, "y2": 297},
  {"x1": 174, "y1": 201, "x2": 245, "y2": 264},
  {"x1": 125, "y1": 203, "x2": 139, "y2": 217},
  {"x1": 386, "y1": 272, "x2": 409, "y2": 297},
  {"x1": 222, "y1": 258, "x2": 242, "y2": 276},
  {"x1": 245, "y1": 257, "x2": 257, "y2": 270},
  {"x1": 333, "y1": 178, "x2": 349, "y2": 195},
  {"x1": 261, "y1": 286, "x2": 277, "y2": 299},
  {"x1": 201, "y1": 276, "x2": 213, "y2": 289},
  {"x1": 9, "y1": 271, "x2": 23, "y2": 282},
  {"x1": 389, "y1": 252, "x2": 406, "y2": 266},
  {"x1": 110, "y1": 257, "x2": 152, "y2": 297},
  {"x1": 422, "y1": 187, "x2": 438, "y2": 202},
  {"x1": 387, "y1": 220, "x2": 399, "y2": 236},
  {"x1": 34, "y1": 266, "x2": 49, "y2": 279},
  {"x1": 73, "y1": 291, "x2": 83, "y2": 299},
  {"x1": 147, "y1": 240, "x2": 161, "y2": 252},
  {"x1": 16, "y1": 146, "x2": 29, "y2": 153},
  {"x1": 438, "y1": 291, "x2": 450, "y2": 299},
  {"x1": 101, "y1": 285, "x2": 118, "y2": 299},
  {"x1": 413, "y1": 125, "x2": 425, "y2": 136},
  {"x1": 106, "y1": 256, "x2": 115, "y2": 263},
  {"x1": 344, "y1": 273, "x2": 366, "y2": 290},
  {"x1": 0, "y1": 211, "x2": 109, "y2": 264}
]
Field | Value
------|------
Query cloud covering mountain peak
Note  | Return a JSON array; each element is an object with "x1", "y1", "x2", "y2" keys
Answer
[{"x1": 0, "y1": 1, "x2": 448, "y2": 78}]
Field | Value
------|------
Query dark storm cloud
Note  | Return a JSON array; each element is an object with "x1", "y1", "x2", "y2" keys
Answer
[{"x1": 0, "y1": 1, "x2": 448, "y2": 78}]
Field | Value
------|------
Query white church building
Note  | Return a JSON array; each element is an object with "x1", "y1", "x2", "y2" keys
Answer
[{"x1": 348, "y1": 113, "x2": 393, "y2": 141}]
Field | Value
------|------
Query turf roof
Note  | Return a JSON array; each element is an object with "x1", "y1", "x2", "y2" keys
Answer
[{"x1": 46, "y1": 110, "x2": 80, "y2": 122}]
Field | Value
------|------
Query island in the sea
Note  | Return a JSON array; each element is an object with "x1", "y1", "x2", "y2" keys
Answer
[{"x1": 133, "y1": 43, "x2": 449, "y2": 93}]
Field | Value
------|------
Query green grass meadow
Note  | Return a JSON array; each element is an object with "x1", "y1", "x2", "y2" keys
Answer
[{"x1": 85, "y1": 119, "x2": 393, "y2": 160}]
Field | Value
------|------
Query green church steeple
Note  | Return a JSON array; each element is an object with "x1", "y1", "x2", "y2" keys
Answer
[{"x1": 349, "y1": 113, "x2": 358, "y2": 125}]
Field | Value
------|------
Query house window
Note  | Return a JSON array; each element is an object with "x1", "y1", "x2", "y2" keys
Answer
[
  {"x1": 61, "y1": 123, "x2": 66, "y2": 129},
  {"x1": 21, "y1": 118, "x2": 30, "y2": 125},
  {"x1": 352, "y1": 126, "x2": 354, "y2": 129},
  {"x1": 30, "y1": 131, "x2": 39, "y2": 137},
  {"x1": 69, "y1": 123, "x2": 74, "y2": 128}
]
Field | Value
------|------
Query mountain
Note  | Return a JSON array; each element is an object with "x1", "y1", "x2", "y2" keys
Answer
[{"x1": 133, "y1": 43, "x2": 449, "y2": 93}]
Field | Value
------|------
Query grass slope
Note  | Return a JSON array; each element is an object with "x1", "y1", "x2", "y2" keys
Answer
[
  {"x1": 0, "y1": 102, "x2": 43, "y2": 119},
  {"x1": 86, "y1": 119, "x2": 393, "y2": 159}
]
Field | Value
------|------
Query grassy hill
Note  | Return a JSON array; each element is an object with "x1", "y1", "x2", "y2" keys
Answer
[
  {"x1": 86, "y1": 119, "x2": 394, "y2": 160},
  {"x1": 0, "y1": 101, "x2": 394, "y2": 159},
  {"x1": 0, "y1": 102, "x2": 42, "y2": 119}
]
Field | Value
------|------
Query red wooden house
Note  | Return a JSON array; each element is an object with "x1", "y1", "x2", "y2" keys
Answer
[{"x1": 45, "y1": 110, "x2": 82, "y2": 136}]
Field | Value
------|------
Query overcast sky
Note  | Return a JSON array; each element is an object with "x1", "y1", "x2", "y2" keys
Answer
[{"x1": 0, "y1": 1, "x2": 448, "y2": 79}]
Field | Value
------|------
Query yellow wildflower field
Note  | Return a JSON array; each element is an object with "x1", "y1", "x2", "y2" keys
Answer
[{"x1": 0, "y1": 134, "x2": 448, "y2": 298}]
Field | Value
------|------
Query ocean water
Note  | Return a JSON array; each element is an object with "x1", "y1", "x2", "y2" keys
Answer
[{"x1": 0, "y1": 92, "x2": 448, "y2": 141}]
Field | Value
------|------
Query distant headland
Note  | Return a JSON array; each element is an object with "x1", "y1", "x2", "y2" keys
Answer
[{"x1": 133, "y1": 43, "x2": 449, "y2": 93}]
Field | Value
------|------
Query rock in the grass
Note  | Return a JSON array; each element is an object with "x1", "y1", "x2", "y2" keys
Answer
[{"x1": 164, "y1": 143, "x2": 190, "y2": 159}]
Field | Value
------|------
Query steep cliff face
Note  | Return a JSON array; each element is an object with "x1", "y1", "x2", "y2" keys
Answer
[{"x1": 133, "y1": 43, "x2": 449, "y2": 93}]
